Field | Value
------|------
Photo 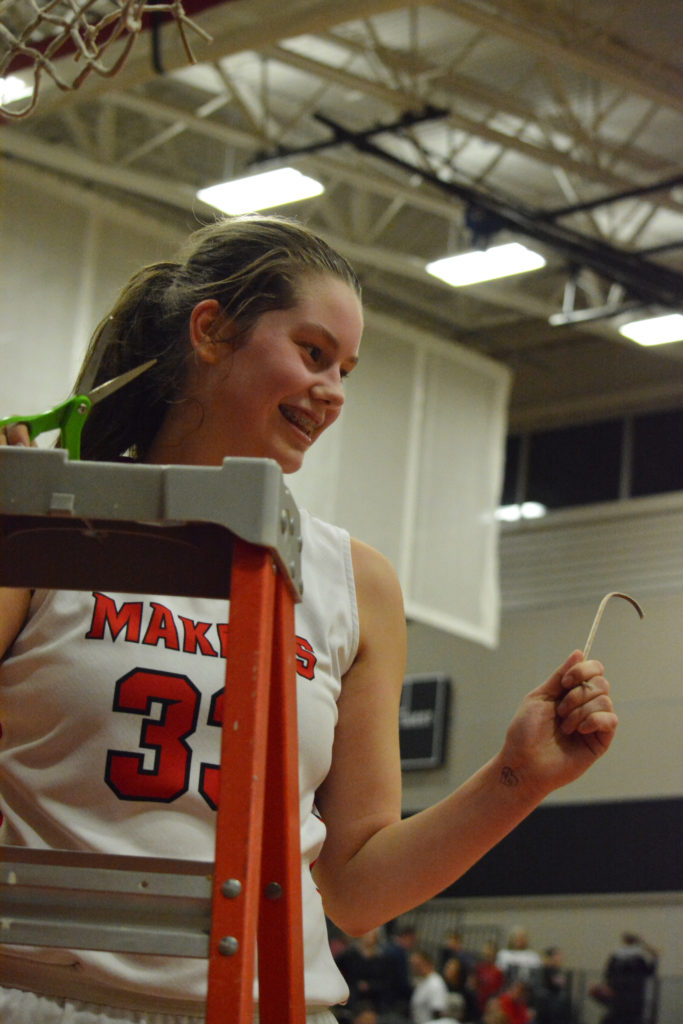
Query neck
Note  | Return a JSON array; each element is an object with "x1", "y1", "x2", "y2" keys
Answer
[{"x1": 144, "y1": 399, "x2": 221, "y2": 466}]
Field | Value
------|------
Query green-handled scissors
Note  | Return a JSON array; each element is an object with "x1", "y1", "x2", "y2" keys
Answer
[{"x1": 0, "y1": 360, "x2": 156, "y2": 460}]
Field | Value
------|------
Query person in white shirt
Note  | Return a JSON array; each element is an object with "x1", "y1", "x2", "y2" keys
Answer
[
  {"x1": 410, "y1": 950, "x2": 450, "y2": 1023},
  {"x1": 496, "y1": 927, "x2": 542, "y2": 984}
]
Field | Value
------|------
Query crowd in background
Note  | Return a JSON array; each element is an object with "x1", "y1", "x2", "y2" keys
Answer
[{"x1": 330, "y1": 924, "x2": 659, "y2": 1024}]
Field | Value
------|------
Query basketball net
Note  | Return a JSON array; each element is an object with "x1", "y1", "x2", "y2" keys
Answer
[{"x1": 0, "y1": 0, "x2": 212, "y2": 118}]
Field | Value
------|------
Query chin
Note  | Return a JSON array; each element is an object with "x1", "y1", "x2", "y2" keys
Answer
[{"x1": 276, "y1": 449, "x2": 307, "y2": 475}]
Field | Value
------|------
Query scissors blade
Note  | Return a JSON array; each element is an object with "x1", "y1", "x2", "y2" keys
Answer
[
  {"x1": 76, "y1": 316, "x2": 119, "y2": 395},
  {"x1": 85, "y1": 359, "x2": 157, "y2": 406}
]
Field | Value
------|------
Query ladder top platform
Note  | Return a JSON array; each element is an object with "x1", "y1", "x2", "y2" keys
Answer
[{"x1": 0, "y1": 448, "x2": 303, "y2": 599}]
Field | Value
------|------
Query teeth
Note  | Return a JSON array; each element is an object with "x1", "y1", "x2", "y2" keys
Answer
[{"x1": 281, "y1": 406, "x2": 317, "y2": 438}]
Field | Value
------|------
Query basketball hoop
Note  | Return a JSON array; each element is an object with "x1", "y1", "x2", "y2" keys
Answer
[{"x1": 0, "y1": 0, "x2": 212, "y2": 118}]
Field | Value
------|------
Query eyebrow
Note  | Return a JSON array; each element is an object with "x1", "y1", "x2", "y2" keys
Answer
[{"x1": 301, "y1": 321, "x2": 360, "y2": 368}]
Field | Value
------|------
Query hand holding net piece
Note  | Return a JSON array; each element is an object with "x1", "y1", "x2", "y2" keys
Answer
[
  {"x1": 583, "y1": 591, "x2": 644, "y2": 660},
  {"x1": 0, "y1": 0, "x2": 212, "y2": 118}
]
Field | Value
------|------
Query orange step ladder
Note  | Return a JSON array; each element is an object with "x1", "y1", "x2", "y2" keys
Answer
[{"x1": 0, "y1": 449, "x2": 307, "y2": 1023}]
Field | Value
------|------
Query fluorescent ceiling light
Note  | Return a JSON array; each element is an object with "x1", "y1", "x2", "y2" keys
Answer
[
  {"x1": 428, "y1": 242, "x2": 546, "y2": 287},
  {"x1": 197, "y1": 167, "x2": 324, "y2": 215},
  {"x1": 0, "y1": 75, "x2": 32, "y2": 105},
  {"x1": 495, "y1": 502, "x2": 547, "y2": 523},
  {"x1": 427, "y1": 242, "x2": 546, "y2": 287},
  {"x1": 619, "y1": 313, "x2": 683, "y2": 346}
]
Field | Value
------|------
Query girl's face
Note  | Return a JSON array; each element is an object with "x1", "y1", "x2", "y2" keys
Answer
[{"x1": 182, "y1": 273, "x2": 363, "y2": 473}]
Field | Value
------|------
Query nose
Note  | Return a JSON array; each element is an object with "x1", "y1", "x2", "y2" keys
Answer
[{"x1": 311, "y1": 369, "x2": 345, "y2": 407}]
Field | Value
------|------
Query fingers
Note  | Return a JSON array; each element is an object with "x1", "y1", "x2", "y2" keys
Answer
[
  {"x1": 557, "y1": 662, "x2": 609, "y2": 721},
  {"x1": 557, "y1": 649, "x2": 585, "y2": 677},
  {"x1": 560, "y1": 657, "x2": 606, "y2": 691},
  {"x1": 530, "y1": 651, "x2": 619, "y2": 765},
  {"x1": 0, "y1": 423, "x2": 33, "y2": 447},
  {"x1": 535, "y1": 649, "x2": 587, "y2": 699},
  {"x1": 558, "y1": 685, "x2": 613, "y2": 734},
  {"x1": 556, "y1": 668, "x2": 618, "y2": 752}
]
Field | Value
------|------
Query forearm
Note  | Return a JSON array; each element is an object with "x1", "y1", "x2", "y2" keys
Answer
[
  {"x1": 318, "y1": 629, "x2": 616, "y2": 935},
  {"x1": 317, "y1": 751, "x2": 548, "y2": 934}
]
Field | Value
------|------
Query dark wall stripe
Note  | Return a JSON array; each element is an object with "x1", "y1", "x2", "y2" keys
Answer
[{"x1": 407, "y1": 798, "x2": 683, "y2": 898}]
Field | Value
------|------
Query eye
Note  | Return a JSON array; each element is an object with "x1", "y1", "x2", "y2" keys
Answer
[{"x1": 300, "y1": 342, "x2": 324, "y2": 363}]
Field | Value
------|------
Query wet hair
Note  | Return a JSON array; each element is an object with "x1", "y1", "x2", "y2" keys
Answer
[{"x1": 75, "y1": 215, "x2": 361, "y2": 461}]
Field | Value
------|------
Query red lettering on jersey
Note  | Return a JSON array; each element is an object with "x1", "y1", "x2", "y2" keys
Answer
[
  {"x1": 199, "y1": 687, "x2": 224, "y2": 810},
  {"x1": 85, "y1": 596, "x2": 317, "y2": 678},
  {"x1": 106, "y1": 668, "x2": 199, "y2": 802},
  {"x1": 216, "y1": 623, "x2": 230, "y2": 659},
  {"x1": 86, "y1": 592, "x2": 143, "y2": 643},
  {"x1": 295, "y1": 635, "x2": 317, "y2": 680},
  {"x1": 143, "y1": 602, "x2": 180, "y2": 650},
  {"x1": 179, "y1": 616, "x2": 218, "y2": 657}
]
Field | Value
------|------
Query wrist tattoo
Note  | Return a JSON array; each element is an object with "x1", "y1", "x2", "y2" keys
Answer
[{"x1": 500, "y1": 766, "x2": 520, "y2": 787}]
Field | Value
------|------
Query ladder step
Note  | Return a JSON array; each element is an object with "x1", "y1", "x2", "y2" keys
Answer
[{"x1": 1, "y1": 847, "x2": 212, "y2": 956}]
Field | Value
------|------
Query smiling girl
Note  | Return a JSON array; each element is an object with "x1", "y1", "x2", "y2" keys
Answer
[{"x1": 0, "y1": 215, "x2": 617, "y2": 1024}]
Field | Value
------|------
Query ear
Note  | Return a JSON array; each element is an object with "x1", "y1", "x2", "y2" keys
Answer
[{"x1": 189, "y1": 299, "x2": 229, "y2": 365}]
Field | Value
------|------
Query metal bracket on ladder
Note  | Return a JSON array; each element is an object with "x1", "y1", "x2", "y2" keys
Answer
[
  {"x1": 0, "y1": 448, "x2": 307, "y2": 1023},
  {"x1": 0, "y1": 846, "x2": 214, "y2": 956}
]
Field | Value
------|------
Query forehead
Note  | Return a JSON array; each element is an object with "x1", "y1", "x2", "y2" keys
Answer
[
  {"x1": 292, "y1": 272, "x2": 363, "y2": 348},
  {"x1": 294, "y1": 270, "x2": 362, "y2": 311}
]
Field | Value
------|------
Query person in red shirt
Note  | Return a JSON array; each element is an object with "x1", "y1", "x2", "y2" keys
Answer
[
  {"x1": 498, "y1": 980, "x2": 534, "y2": 1024},
  {"x1": 473, "y1": 941, "x2": 505, "y2": 1017}
]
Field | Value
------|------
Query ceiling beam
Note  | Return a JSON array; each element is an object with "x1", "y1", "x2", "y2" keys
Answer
[
  {"x1": 317, "y1": 115, "x2": 683, "y2": 307},
  {"x1": 1, "y1": 131, "x2": 201, "y2": 211},
  {"x1": 439, "y1": 0, "x2": 683, "y2": 114},
  {"x1": 16, "y1": 0, "x2": 412, "y2": 114},
  {"x1": 260, "y1": 44, "x2": 683, "y2": 216},
  {"x1": 103, "y1": 90, "x2": 258, "y2": 148},
  {"x1": 1, "y1": 127, "x2": 577, "y2": 330}
]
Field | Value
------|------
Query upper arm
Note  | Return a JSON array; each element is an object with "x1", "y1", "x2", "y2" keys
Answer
[
  {"x1": 0, "y1": 587, "x2": 31, "y2": 660},
  {"x1": 313, "y1": 537, "x2": 407, "y2": 915}
]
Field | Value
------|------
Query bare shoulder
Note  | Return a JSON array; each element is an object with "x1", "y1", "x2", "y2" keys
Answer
[
  {"x1": 348, "y1": 536, "x2": 406, "y2": 686},
  {"x1": 0, "y1": 587, "x2": 31, "y2": 659},
  {"x1": 350, "y1": 536, "x2": 404, "y2": 620}
]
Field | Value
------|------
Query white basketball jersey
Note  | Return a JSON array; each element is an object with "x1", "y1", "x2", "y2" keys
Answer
[{"x1": 0, "y1": 508, "x2": 358, "y2": 1011}]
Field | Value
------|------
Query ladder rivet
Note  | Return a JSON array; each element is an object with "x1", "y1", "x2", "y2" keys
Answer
[
  {"x1": 264, "y1": 882, "x2": 283, "y2": 901},
  {"x1": 218, "y1": 936, "x2": 239, "y2": 956},
  {"x1": 221, "y1": 878, "x2": 242, "y2": 899}
]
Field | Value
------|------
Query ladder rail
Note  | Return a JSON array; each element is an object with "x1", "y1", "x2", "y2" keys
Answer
[
  {"x1": 0, "y1": 450, "x2": 307, "y2": 1023},
  {"x1": 257, "y1": 569, "x2": 306, "y2": 1019}
]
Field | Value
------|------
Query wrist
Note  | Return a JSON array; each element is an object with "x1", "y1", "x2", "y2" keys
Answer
[{"x1": 490, "y1": 750, "x2": 552, "y2": 808}]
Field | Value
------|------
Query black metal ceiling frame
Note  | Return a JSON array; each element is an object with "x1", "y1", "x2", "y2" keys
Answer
[{"x1": 262, "y1": 108, "x2": 683, "y2": 311}]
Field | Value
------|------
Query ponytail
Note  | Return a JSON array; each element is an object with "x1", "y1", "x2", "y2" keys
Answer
[{"x1": 77, "y1": 262, "x2": 187, "y2": 461}]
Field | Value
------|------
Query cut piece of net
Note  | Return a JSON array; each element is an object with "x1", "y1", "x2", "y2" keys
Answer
[{"x1": 0, "y1": 0, "x2": 211, "y2": 118}]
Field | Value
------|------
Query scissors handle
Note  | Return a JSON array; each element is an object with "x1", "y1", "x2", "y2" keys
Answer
[
  {"x1": 0, "y1": 395, "x2": 92, "y2": 459},
  {"x1": 1, "y1": 360, "x2": 154, "y2": 460}
]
